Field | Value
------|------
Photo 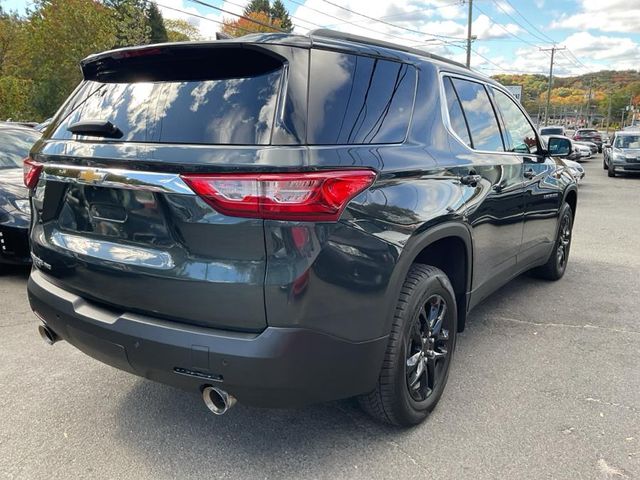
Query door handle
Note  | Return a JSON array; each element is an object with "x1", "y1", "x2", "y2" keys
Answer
[
  {"x1": 460, "y1": 174, "x2": 482, "y2": 186},
  {"x1": 524, "y1": 169, "x2": 536, "y2": 179}
]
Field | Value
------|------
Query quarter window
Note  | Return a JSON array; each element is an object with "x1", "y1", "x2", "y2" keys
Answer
[
  {"x1": 492, "y1": 89, "x2": 539, "y2": 154},
  {"x1": 449, "y1": 78, "x2": 504, "y2": 152},
  {"x1": 308, "y1": 50, "x2": 416, "y2": 144},
  {"x1": 443, "y1": 77, "x2": 472, "y2": 147}
]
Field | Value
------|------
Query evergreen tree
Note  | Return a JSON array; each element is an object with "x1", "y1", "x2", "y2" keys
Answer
[
  {"x1": 104, "y1": 0, "x2": 150, "y2": 47},
  {"x1": 270, "y1": 0, "x2": 292, "y2": 32},
  {"x1": 243, "y1": 0, "x2": 270, "y2": 16},
  {"x1": 147, "y1": 2, "x2": 168, "y2": 43}
]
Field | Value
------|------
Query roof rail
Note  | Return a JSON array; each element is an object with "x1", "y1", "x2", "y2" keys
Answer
[{"x1": 309, "y1": 28, "x2": 468, "y2": 70}]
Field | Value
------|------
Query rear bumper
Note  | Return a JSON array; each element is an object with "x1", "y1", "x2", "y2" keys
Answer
[{"x1": 28, "y1": 269, "x2": 388, "y2": 408}]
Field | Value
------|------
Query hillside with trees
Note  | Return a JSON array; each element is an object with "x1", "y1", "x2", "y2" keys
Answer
[{"x1": 492, "y1": 71, "x2": 640, "y2": 128}]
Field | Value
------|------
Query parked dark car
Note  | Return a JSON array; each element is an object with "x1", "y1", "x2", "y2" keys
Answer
[
  {"x1": 0, "y1": 125, "x2": 41, "y2": 269},
  {"x1": 603, "y1": 131, "x2": 640, "y2": 177},
  {"x1": 539, "y1": 125, "x2": 566, "y2": 136},
  {"x1": 26, "y1": 30, "x2": 577, "y2": 426},
  {"x1": 573, "y1": 128, "x2": 603, "y2": 152}
]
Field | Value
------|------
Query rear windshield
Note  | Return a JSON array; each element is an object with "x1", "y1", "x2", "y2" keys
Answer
[
  {"x1": 50, "y1": 48, "x2": 283, "y2": 145},
  {"x1": 540, "y1": 127, "x2": 563, "y2": 135},
  {"x1": 308, "y1": 50, "x2": 416, "y2": 144}
]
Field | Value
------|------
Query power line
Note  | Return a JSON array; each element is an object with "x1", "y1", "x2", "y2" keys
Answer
[
  {"x1": 221, "y1": 0, "x2": 325, "y2": 30},
  {"x1": 154, "y1": 1, "x2": 255, "y2": 35},
  {"x1": 186, "y1": 0, "x2": 288, "y2": 33},
  {"x1": 287, "y1": 0, "x2": 458, "y2": 47},
  {"x1": 473, "y1": 3, "x2": 545, "y2": 50},
  {"x1": 490, "y1": 0, "x2": 553, "y2": 44},
  {"x1": 501, "y1": 0, "x2": 556, "y2": 44},
  {"x1": 322, "y1": 1, "x2": 465, "y2": 28},
  {"x1": 314, "y1": 0, "x2": 466, "y2": 40}
]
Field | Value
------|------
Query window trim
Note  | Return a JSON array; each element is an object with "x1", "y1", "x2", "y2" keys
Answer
[{"x1": 439, "y1": 71, "x2": 542, "y2": 156}]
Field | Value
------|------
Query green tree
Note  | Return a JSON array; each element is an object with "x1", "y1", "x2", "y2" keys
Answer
[
  {"x1": 270, "y1": 0, "x2": 292, "y2": 32},
  {"x1": 104, "y1": 0, "x2": 149, "y2": 47},
  {"x1": 243, "y1": 0, "x2": 270, "y2": 16},
  {"x1": 165, "y1": 18, "x2": 201, "y2": 42},
  {"x1": 25, "y1": 0, "x2": 117, "y2": 118},
  {"x1": 147, "y1": 2, "x2": 167, "y2": 43}
]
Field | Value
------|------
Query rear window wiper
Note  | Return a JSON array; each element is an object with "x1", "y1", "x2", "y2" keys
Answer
[{"x1": 68, "y1": 120, "x2": 123, "y2": 139}]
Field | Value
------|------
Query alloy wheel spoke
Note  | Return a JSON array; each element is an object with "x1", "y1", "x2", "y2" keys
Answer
[{"x1": 425, "y1": 355, "x2": 436, "y2": 391}]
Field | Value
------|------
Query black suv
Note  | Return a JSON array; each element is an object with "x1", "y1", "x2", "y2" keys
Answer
[{"x1": 26, "y1": 30, "x2": 577, "y2": 426}]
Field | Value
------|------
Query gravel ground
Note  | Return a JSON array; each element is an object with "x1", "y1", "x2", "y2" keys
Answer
[{"x1": 1, "y1": 154, "x2": 638, "y2": 479}]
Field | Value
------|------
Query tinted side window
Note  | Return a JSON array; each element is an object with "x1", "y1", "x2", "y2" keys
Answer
[
  {"x1": 492, "y1": 89, "x2": 539, "y2": 154},
  {"x1": 450, "y1": 78, "x2": 504, "y2": 152},
  {"x1": 308, "y1": 50, "x2": 416, "y2": 144},
  {"x1": 443, "y1": 77, "x2": 472, "y2": 147}
]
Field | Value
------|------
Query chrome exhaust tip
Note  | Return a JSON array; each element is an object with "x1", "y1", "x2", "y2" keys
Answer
[
  {"x1": 202, "y1": 386, "x2": 236, "y2": 415},
  {"x1": 38, "y1": 324, "x2": 59, "y2": 345}
]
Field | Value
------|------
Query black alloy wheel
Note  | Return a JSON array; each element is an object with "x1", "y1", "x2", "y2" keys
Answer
[
  {"x1": 359, "y1": 264, "x2": 457, "y2": 426},
  {"x1": 556, "y1": 213, "x2": 571, "y2": 272},
  {"x1": 405, "y1": 294, "x2": 452, "y2": 402},
  {"x1": 531, "y1": 202, "x2": 573, "y2": 281}
]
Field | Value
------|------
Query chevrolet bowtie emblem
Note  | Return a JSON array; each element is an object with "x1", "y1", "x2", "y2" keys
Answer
[{"x1": 78, "y1": 169, "x2": 107, "y2": 184}]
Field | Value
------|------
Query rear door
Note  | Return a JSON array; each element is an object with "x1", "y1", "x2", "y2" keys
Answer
[
  {"x1": 442, "y1": 76, "x2": 525, "y2": 293},
  {"x1": 29, "y1": 44, "x2": 308, "y2": 332}
]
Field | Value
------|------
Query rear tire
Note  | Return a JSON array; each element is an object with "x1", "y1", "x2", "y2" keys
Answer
[
  {"x1": 531, "y1": 203, "x2": 573, "y2": 281},
  {"x1": 359, "y1": 265, "x2": 457, "y2": 426},
  {"x1": 603, "y1": 157, "x2": 607, "y2": 170}
]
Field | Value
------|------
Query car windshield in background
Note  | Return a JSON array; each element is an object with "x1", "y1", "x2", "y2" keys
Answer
[
  {"x1": 614, "y1": 135, "x2": 640, "y2": 148},
  {"x1": 540, "y1": 127, "x2": 564, "y2": 135},
  {"x1": 0, "y1": 128, "x2": 41, "y2": 168}
]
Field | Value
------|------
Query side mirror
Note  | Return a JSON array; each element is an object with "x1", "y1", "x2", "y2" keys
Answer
[
  {"x1": 547, "y1": 136, "x2": 572, "y2": 157},
  {"x1": 603, "y1": 143, "x2": 611, "y2": 148}
]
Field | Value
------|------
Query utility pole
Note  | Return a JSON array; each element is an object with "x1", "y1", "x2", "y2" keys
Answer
[
  {"x1": 541, "y1": 45, "x2": 566, "y2": 126},
  {"x1": 585, "y1": 76, "x2": 593, "y2": 128},
  {"x1": 466, "y1": 0, "x2": 473, "y2": 68},
  {"x1": 606, "y1": 91, "x2": 612, "y2": 134}
]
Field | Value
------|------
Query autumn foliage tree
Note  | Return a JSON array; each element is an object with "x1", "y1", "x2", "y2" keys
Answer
[
  {"x1": 221, "y1": 10, "x2": 283, "y2": 37},
  {"x1": 222, "y1": 0, "x2": 293, "y2": 37}
]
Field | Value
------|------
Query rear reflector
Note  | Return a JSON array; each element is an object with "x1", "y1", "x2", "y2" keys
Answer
[
  {"x1": 23, "y1": 157, "x2": 42, "y2": 189},
  {"x1": 181, "y1": 170, "x2": 376, "y2": 221}
]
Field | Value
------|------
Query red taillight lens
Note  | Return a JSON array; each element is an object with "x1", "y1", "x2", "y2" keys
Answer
[
  {"x1": 181, "y1": 170, "x2": 376, "y2": 221},
  {"x1": 23, "y1": 157, "x2": 43, "y2": 189}
]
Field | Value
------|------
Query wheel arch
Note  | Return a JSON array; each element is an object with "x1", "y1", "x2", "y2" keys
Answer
[
  {"x1": 563, "y1": 186, "x2": 578, "y2": 218},
  {"x1": 386, "y1": 222, "x2": 473, "y2": 333}
]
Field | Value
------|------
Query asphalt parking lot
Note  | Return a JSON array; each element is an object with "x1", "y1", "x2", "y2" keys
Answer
[{"x1": 1, "y1": 154, "x2": 638, "y2": 480}]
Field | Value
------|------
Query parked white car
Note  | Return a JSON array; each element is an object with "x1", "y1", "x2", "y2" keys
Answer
[{"x1": 561, "y1": 158, "x2": 586, "y2": 183}]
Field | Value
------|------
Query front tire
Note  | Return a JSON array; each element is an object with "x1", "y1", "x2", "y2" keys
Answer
[
  {"x1": 531, "y1": 203, "x2": 573, "y2": 281},
  {"x1": 359, "y1": 265, "x2": 457, "y2": 426},
  {"x1": 608, "y1": 160, "x2": 616, "y2": 177}
]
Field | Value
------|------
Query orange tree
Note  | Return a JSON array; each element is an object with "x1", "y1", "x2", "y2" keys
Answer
[{"x1": 221, "y1": 11, "x2": 283, "y2": 37}]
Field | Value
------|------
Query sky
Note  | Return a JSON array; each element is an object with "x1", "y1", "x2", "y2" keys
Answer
[{"x1": 3, "y1": 0, "x2": 640, "y2": 77}]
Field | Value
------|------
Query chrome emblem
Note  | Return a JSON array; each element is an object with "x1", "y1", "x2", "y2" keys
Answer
[{"x1": 78, "y1": 169, "x2": 107, "y2": 184}]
